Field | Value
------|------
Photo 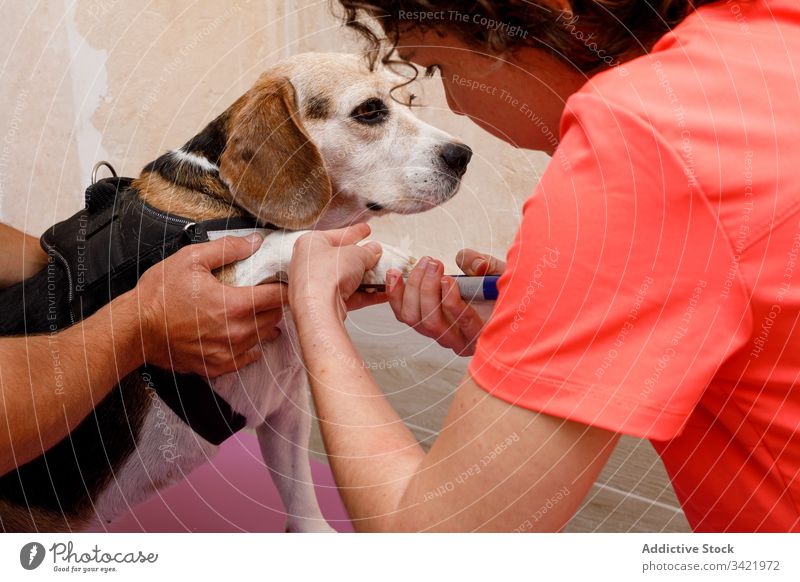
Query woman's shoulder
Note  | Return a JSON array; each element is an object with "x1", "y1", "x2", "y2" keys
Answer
[
  {"x1": 574, "y1": 0, "x2": 800, "y2": 125},
  {"x1": 562, "y1": 0, "x2": 800, "y2": 193}
]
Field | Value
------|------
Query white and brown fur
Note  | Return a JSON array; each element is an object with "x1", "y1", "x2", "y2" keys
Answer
[{"x1": 0, "y1": 52, "x2": 471, "y2": 532}]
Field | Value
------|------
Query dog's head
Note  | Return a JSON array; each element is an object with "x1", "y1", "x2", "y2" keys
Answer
[{"x1": 217, "y1": 52, "x2": 471, "y2": 229}]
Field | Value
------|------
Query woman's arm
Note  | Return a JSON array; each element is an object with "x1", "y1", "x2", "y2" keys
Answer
[
  {"x1": 289, "y1": 226, "x2": 618, "y2": 531},
  {"x1": 0, "y1": 224, "x2": 48, "y2": 287}
]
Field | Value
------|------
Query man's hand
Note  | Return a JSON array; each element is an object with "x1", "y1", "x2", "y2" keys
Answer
[
  {"x1": 136, "y1": 234, "x2": 287, "y2": 377},
  {"x1": 386, "y1": 248, "x2": 506, "y2": 355}
]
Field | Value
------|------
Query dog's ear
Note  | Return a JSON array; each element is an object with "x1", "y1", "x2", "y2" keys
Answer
[{"x1": 219, "y1": 76, "x2": 331, "y2": 229}]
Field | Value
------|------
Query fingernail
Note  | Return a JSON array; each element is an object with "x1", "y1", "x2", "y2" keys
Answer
[
  {"x1": 418, "y1": 256, "x2": 430, "y2": 271},
  {"x1": 246, "y1": 233, "x2": 264, "y2": 244},
  {"x1": 426, "y1": 259, "x2": 439, "y2": 274},
  {"x1": 471, "y1": 258, "x2": 485, "y2": 273},
  {"x1": 365, "y1": 241, "x2": 382, "y2": 254},
  {"x1": 441, "y1": 277, "x2": 451, "y2": 292},
  {"x1": 386, "y1": 270, "x2": 399, "y2": 290}
]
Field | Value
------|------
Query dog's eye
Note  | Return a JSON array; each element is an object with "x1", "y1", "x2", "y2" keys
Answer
[{"x1": 350, "y1": 98, "x2": 389, "y2": 125}]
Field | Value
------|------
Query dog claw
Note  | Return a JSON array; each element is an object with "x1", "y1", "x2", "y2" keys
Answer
[{"x1": 362, "y1": 242, "x2": 417, "y2": 286}]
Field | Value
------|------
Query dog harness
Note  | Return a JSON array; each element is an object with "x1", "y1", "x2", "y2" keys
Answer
[{"x1": 41, "y1": 173, "x2": 264, "y2": 445}]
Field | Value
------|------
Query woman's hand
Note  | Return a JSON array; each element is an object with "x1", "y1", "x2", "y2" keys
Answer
[
  {"x1": 386, "y1": 248, "x2": 506, "y2": 356},
  {"x1": 289, "y1": 224, "x2": 384, "y2": 318},
  {"x1": 136, "y1": 234, "x2": 287, "y2": 377}
]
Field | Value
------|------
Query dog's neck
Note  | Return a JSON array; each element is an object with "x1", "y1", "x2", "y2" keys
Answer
[{"x1": 133, "y1": 112, "x2": 248, "y2": 222}]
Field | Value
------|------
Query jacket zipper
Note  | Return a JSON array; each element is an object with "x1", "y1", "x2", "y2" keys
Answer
[
  {"x1": 46, "y1": 246, "x2": 77, "y2": 325},
  {"x1": 139, "y1": 203, "x2": 194, "y2": 227}
]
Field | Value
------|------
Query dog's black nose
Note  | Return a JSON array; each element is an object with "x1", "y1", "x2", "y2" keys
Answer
[{"x1": 440, "y1": 142, "x2": 473, "y2": 176}]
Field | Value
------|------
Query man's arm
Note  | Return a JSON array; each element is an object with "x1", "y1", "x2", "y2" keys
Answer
[
  {"x1": 0, "y1": 290, "x2": 145, "y2": 475},
  {"x1": 293, "y1": 280, "x2": 618, "y2": 532},
  {"x1": 0, "y1": 234, "x2": 286, "y2": 477},
  {"x1": 0, "y1": 224, "x2": 48, "y2": 287}
]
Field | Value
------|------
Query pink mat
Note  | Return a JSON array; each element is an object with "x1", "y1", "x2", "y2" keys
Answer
[{"x1": 89, "y1": 434, "x2": 354, "y2": 532}]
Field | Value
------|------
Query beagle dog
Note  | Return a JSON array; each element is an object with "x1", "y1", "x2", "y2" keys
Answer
[{"x1": 0, "y1": 52, "x2": 471, "y2": 532}]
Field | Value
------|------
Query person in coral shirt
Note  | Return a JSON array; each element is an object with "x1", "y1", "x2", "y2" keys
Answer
[{"x1": 287, "y1": 0, "x2": 800, "y2": 531}]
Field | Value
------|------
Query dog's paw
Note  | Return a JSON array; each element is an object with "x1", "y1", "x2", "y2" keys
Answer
[{"x1": 361, "y1": 242, "x2": 417, "y2": 287}]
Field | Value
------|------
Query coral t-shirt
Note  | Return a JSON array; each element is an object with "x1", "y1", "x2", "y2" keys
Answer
[{"x1": 470, "y1": 0, "x2": 800, "y2": 532}]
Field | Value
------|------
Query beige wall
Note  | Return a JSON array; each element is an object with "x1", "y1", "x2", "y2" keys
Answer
[{"x1": 0, "y1": 0, "x2": 687, "y2": 531}]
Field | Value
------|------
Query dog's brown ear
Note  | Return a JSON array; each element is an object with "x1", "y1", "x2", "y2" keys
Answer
[{"x1": 219, "y1": 76, "x2": 331, "y2": 229}]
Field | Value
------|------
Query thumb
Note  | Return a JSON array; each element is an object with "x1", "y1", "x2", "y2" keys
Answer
[
  {"x1": 456, "y1": 248, "x2": 506, "y2": 276},
  {"x1": 357, "y1": 241, "x2": 384, "y2": 271},
  {"x1": 193, "y1": 234, "x2": 264, "y2": 270}
]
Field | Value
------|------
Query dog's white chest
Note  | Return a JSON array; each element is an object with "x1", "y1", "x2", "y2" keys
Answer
[{"x1": 212, "y1": 315, "x2": 307, "y2": 424}]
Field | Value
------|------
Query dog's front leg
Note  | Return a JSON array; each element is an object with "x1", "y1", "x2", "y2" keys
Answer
[
  {"x1": 230, "y1": 229, "x2": 416, "y2": 288},
  {"x1": 255, "y1": 368, "x2": 335, "y2": 533},
  {"x1": 227, "y1": 229, "x2": 415, "y2": 535},
  {"x1": 229, "y1": 230, "x2": 308, "y2": 286}
]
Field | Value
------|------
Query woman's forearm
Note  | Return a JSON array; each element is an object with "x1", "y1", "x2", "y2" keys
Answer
[
  {"x1": 294, "y1": 293, "x2": 426, "y2": 530},
  {"x1": 0, "y1": 223, "x2": 48, "y2": 287},
  {"x1": 287, "y1": 228, "x2": 619, "y2": 532},
  {"x1": 0, "y1": 290, "x2": 146, "y2": 475}
]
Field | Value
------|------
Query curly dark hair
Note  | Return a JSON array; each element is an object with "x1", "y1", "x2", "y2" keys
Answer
[{"x1": 334, "y1": 0, "x2": 723, "y2": 74}]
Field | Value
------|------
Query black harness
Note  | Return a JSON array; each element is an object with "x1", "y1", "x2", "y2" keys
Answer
[{"x1": 41, "y1": 176, "x2": 264, "y2": 445}]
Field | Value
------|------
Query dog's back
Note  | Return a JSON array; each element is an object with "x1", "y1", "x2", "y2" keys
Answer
[{"x1": 0, "y1": 262, "x2": 67, "y2": 335}]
